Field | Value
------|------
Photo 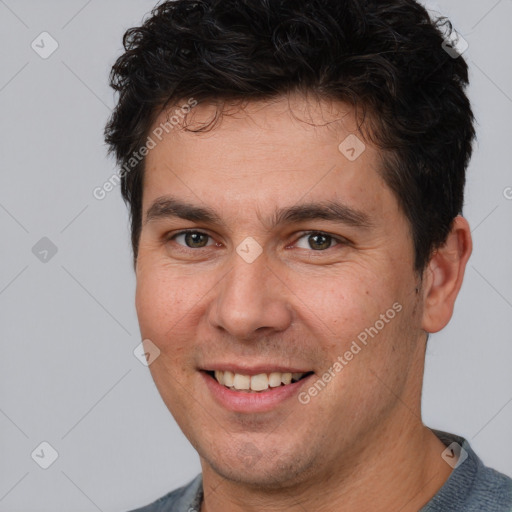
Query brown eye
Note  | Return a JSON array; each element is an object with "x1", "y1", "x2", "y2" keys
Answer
[
  {"x1": 172, "y1": 231, "x2": 213, "y2": 248},
  {"x1": 295, "y1": 232, "x2": 341, "y2": 251},
  {"x1": 308, "y1": 233, "x2": 332, "y2": 250}
]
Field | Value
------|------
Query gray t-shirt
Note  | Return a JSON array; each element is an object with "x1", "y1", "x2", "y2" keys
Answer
[{"x1": 129, "y1": 430, "x2": 512, "y2": 511}]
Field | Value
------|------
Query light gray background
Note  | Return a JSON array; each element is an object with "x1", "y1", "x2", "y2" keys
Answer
[{"x1": 0, "y1": 0, "x2": 511, "y2": 510}]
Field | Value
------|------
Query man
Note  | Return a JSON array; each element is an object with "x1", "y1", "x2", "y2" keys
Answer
[{"x1": 104, "y1": 0, "x2": 512, "y2": 510}]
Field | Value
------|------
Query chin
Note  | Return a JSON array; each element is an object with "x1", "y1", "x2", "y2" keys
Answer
[{"x1": 202, "y1": 443, "x2": 317, "y2": 489}]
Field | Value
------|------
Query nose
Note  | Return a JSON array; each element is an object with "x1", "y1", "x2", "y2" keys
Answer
[{"x1": 208, "y1": 251, "x2": 293, "y2": 340}]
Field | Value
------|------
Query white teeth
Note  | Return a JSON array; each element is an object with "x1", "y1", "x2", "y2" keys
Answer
[
  {"x1": 268, "y1": 372, "x2": 282, "y2": 387},
  {"x1": 250, "y1": 373, "x2": 269, "y2": 391},
  {"x1": 214, "y1": 370, "x2": 224, "y2": 386},
  {"x1": 281, "y1": 372, "x2": 292, "y2": 385},
  {"x1": 212, "y1": 370, "x2": 308, "y2": 391},
  {"x1": 223, "y1": 370, "x2": 234, "y2": 387},
  {"x1": 233, "y1": 373, "x2": 250, "y2": 390}
]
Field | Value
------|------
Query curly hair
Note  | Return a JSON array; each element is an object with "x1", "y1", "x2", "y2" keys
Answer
[{"x1": 104, "y1": 0, "x2": 475, "y2": 273}]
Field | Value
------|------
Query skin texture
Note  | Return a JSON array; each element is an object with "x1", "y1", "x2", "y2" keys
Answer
[{"x1": 135, "y1": 94, "x2": 472, "y2": 512}]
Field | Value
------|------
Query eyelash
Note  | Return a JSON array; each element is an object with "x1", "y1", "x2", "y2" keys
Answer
[{"x1": 166, "y1": 229, "x2": 348, "y2": 252}]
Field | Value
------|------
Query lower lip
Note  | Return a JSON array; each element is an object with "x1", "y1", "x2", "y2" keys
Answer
[{"x1": 201, "y1": 371, "x2": 314, "y2": 413}]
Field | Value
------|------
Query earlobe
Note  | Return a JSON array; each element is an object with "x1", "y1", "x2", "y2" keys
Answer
[{"x1": 421, "y1": 216, "x2": 473, "y2": 333}]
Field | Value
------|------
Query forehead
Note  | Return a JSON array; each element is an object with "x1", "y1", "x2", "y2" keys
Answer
[
  {"x1": 148, "y1": 94, "x2": 364, "y2": 160},
  {"x1": 142, "y1": 94, "x2": 396, "y2": 225}
]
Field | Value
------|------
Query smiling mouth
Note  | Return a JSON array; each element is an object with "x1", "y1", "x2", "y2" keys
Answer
[{"x1": 205, "y1": 370, "x2": 314, "y2": 393}]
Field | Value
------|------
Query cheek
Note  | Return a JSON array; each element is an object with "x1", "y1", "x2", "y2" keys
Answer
[
  {"x1": 302, "y1": 272, "x2": 410, "y2": 381},
  {"x1": 135, "y1": 262, "x2": 214, "y2": 363},
  {"x1": 135, "y1": 266, "x2": 185, "y2": 339},
  {"x1": 135, "y1": 272, "x2": 192, "y2": 388},
  {"x1": 294, "y1": 267, "x2": 390, "y2": 333}
]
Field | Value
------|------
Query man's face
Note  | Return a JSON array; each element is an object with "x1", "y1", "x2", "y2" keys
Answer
[{"x1": 135, "y1": 95, "x2": 426, "y2": 487}]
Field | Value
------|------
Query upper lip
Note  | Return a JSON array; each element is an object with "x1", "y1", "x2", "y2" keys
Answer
[{"x1": 202, "y1": 364, "x2": 313, "y2": 376}]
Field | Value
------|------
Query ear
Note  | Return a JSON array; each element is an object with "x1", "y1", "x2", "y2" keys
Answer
[{"x1": 420, "y1": 215, "x2": 472, "y2": 333}]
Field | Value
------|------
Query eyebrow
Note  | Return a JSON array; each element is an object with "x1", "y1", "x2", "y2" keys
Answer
[{"x1": 144, "y1": 195, "x2": 373, "y2": 230}]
